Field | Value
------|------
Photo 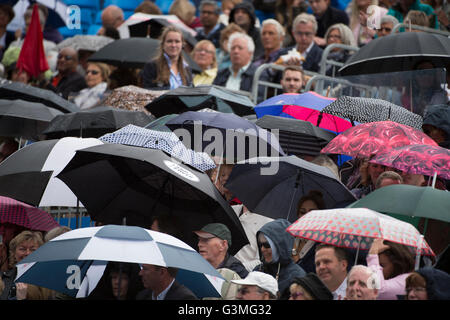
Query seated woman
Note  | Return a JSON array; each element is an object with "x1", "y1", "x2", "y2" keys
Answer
[
  {"x1": 323, "y1": 23, "x2": 357, "y2": 77},
  {"x1": 141, "y1": 26, "x2": 193, "y2": 90},
  {"x1": 191, "y1": 40, "x2": 218, "y2": 86},
  {"x1": 73, "y1": 62, "x2": 110, "y2": 109}
]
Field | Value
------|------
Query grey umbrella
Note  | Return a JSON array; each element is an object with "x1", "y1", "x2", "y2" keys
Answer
[
  {"x1": 321, "y1": 96, "x2": 423, "y2": 129},
  {"x1": 56, "y1": 35, "x2": 114, "y2": 52}
]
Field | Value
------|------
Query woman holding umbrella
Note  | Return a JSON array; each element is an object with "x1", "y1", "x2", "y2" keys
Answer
[{"x1": 141, "y1": 26, "x2": 193, "y2": 90}]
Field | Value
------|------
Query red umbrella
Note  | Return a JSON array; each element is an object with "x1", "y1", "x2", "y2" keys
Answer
[
  {"x1": 369, "y1": 144, "x2": 450, "y2": 180},
  {"x1": 0, "y1": 196, "x2": 60, "y2": 232},
  {"x1": 320, "y1": 121, "x2": 437, "y2": 159}
]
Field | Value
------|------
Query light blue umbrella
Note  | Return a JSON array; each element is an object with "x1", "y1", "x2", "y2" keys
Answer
[
  {"x1": 16, "y1": 225, "x2": 224, "y2": 298},
  {"x1": 99, "y1": 124, "x2": 216, "y2": 172}
]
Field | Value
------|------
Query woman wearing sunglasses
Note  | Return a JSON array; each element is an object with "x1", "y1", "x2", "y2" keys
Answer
[{"x1": 73, "y1": 62, "x2": 111, "y2": 109}]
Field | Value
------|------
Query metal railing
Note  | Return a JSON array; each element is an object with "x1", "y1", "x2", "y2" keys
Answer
[
  {"x1": 318, "y1": 43, "x2": 360, "y2": 76},
  {"x1": 304, "y1": 74, "x2": 378, "y2": 98}
]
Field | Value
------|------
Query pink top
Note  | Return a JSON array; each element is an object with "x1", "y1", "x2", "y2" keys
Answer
[{"x1": 366, "y1": 254, "x2": 410, "y2": 300}]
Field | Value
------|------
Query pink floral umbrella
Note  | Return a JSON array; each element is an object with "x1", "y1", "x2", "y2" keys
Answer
[
  {"x1": 286, "y1": 208, "x2": 435, "y2": 256},
  {"x1": 369, "y1": 144, "x2": 450, "y2": 180},
  {"x1": 321, "y1": 121, "x2": 437, "y2": 158}
]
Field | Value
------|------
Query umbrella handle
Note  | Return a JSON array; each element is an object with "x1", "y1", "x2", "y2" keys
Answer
[{"x1": 414, "y1": 235, "x2": 424, "y2": 271}]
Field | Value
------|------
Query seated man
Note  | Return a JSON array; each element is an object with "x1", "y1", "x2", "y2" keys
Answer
[
  {"x1": 213, "y1": 32, "x2": 257, "y2": 94},
  {"x1": 98, "y1": 5, "x2": 125, "y2": 37},
  {"x1": 252, "y1": 19, "x2": 285, "y2": 68},
  {"x1": 345, "y1": 265, "x2": 380, "y2": 300},
  {"x1": 280, "y1": 66, "x2": 305, "y2": 94},
  {"x1": 194, "y1": 223, "x2": 249, "y2": 279},
  {"x1": 195, "y1": 0, "x2": 226, "y2": 48},
  {"x1": 231, "y1": 271, "x2": 279, "y2": 300},
  {"x1": 137, "y1": 265, "x2": 198, "y2": 300}
]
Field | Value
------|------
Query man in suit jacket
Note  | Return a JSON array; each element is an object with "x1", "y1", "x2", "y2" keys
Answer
[
  {"x1": 278, "y1": 13, "x2": 323, "y2": 73},
  {"x1": 136, "y1": 265, "x2": 198, "y2": 300}
]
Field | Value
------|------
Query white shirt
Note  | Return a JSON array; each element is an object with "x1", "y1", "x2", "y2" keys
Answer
[
  {"x1": 152, "y1": 279, "x2": 175, "y2": 300},
  {"x1": 333, "y1": 277, "x2": 347, "y2": 300},
  {"x1": 298, "y1": 41, "x2": 314, "y2": 59},
  {"x1": 225, "y1": 61, "x2": 251, "y2": 91}
]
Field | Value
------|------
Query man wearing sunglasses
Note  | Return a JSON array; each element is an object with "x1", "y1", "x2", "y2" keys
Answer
[{"x1": 52, "y1": 46, "x2": 86, "y2": 99}]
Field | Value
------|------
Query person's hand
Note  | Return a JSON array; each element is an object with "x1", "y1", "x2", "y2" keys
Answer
[
  {"x1": 359, "y1": 10, "x2": 368, "y2": 27},
  {"x1": 369, "y1": 238, "x2": 390, "y2": 255},
  {"x1": 313, "y1": 36, "x2": 326, "y2": 47},
  {"x1": 16, "y1": 282, "x2": 28, "y2": 300},
  {"x1": 285, "y1": 56, "x2": 303, "y2": 66}
]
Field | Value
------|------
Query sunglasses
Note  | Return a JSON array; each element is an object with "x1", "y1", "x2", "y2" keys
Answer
[
  {"x1": 258, "y1": 241, "x2": 271, "y2": 249},
  {"x1": 86, "y1": 70, "x2": 100, "y2": 75},
  {"x1": 290, "y1": 291, "x2": 305, "y2": 299},
  {"x1": 57, "y1": 55, "x2": 73, "y2": 60},
  {"x1": 379, "y1": 27, "x2": 392, "y2": 32}
]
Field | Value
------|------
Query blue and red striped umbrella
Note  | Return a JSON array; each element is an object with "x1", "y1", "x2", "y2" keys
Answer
[
  {"x1": 0, "y1": 196, "x2": 59, "y2": 232},
  {"x1": 254, "y1": 92, "x2": 353, "y2": 133}
]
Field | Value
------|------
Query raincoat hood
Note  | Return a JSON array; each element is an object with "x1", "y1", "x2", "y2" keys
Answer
[
  {"x1": 229, "y1": 1, "x2": 257, "y2": 31},
  {"x1": 422, "y1": 104, "x2": 450, "y2": 139},
  {"x1": 416, "y1": 267, "x2": 450, "y2": 300},
  {"x1": 257, "y1": 219, "x2": 295, "y2": 265}
]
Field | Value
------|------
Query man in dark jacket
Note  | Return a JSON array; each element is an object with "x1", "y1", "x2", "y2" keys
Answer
[
  {"x1": 254, "y1": 219, "x2": 306, "y2": 300},
  {"x1": 136, "y1": 265, "x2": 198, "y2": 300},
  {"x1": 195, "y1": 223, "x2": 249, "y2": 279},
  {"x1": 52, "y1": 46, "x2": 86, "y2": 99},
  {"x1": 195, "y1": 0, "x2": 225, "y2": 49},
  {"x1": 213, "y1": 32, "x2": 257, "y2": 94},
  {"x1": 228, "y1": 1, "x2": 264, "y2": 59},
  {"x1": 309, "y1": 0, "x2": 349, "y2": 46}
]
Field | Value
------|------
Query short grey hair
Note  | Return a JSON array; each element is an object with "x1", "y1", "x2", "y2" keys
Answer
[
  {"x1": 348, "y1": 265, "x2": 380, "y2": 290},
  {"x1": 261, "y1": 18, "x2": 285, "y2": 37},
  {"x1": 199, "y1": 0, "x2": 220, "y2": 15},
  {"x1": 375, "y1": 171, "x2": 403, "y2": 189},
  {"x1": 292, "y1": 13, "x2": 318, "y2": 34},
  {"x1": 228, "y1": 32, "x2": 255, "y2": 54},
  {"x1": 324, "y1": 23, "x2": 357, "y2": 47},
  {"x1": 380, "y1": 15, "x2": 399, "y2": 26}
]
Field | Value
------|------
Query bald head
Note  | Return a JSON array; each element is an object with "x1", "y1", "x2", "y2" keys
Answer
[
  {"x1": 101, "y1": 5, "x2": 124, "y2": 29},
  {"x1": 56, "y1": 47, "x2": 78, "y2": 75}
]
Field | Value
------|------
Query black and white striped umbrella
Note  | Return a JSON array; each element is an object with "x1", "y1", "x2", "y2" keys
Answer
[
  {"x1": 321, "y1": 96, "x2": 423, "y2": 129},
  {"x1": 0, "y1": 137, "x2": 103, "y2": 207},
  {"x1": 16, "y1": 225, "x2": 224, "y2": 298}
]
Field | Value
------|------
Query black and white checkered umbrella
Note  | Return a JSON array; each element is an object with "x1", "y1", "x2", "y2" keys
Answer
[{"x1": 321, "y1": 96, "x2": 423, "y2": 129}]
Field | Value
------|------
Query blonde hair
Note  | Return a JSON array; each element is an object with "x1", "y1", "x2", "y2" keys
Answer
[
  {"x1": 193, "y1": 39, "x2": 218, "y2": 68},
  {"x1": 404, "y1": 10, "x2": 430, "y2": 28},
  {"x1": 169, "y1": 0, "x2": 196, "y2": 25},
  {"x1": 219, "y1": 23, "x2": 244, "y2": 50},
  {"x1": 87, "y1": 62, "x2": 111, "y2": 83},
  {"x1": 348, "y1": 0, "x2": 379, "y2": 30},
  {"x1": 9, "y1": 231, "x2": 44, "y2": 268}
]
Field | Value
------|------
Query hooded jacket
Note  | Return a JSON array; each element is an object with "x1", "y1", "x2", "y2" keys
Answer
[
  {"x1": 416, "y1": 267, "x2": 450, "y2": 300},
  {"x1": 422, "y1": 104, "x2": 450, "y2": 149},
  {"x1": 228, "y1": 1, "x2": 264, "y2": 59},
  {"x1": 253, "y1": 219, "x2": 306, "y2": 299}
]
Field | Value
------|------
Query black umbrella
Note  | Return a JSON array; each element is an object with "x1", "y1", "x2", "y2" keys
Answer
[
  {"x1": 56, "y1": 143, "x2": 249, "y2": 255},
  {"x1": 0, "y1": 79, "x2": 80, "y2": 113},
  {"x1": 87, "y1": 37, "x2": 201, "y2": 72},
  {"x1": 321, "y1": 96, "x2": 423, "y2": 130},
  {"x1": 339, "y1": 32, "x2": 450, "y2": 76},
  {"x1": 145, "y1": 85, "x2": 255, "y2": 117},
  {"x1": 225, "y1": 156, "x2": 357, "y2": 222},
  {"x1": 0, "y1": 99, "x2": 63, "y2": 140},
  {"x1": 166, "y1": 111, "x2": 285, "y2": 163},
  {"x1": 42, "y1": 106, "x2": 155, "y2": 139},
  {"x1": 255, "y1": 115, "x2": 336, "y2": 158}
]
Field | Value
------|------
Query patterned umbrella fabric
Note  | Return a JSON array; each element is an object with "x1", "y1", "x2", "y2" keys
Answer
[
  {"x1": 56, "y1": 35, "x2": 114, "y2": 52},
  {"x1": 321, "y1": 121, "x2": 438, "y2": 158},
  {"x1": 286, "y1": 208, "x2": 435, "y2": 256},
  {"x1": 254, "y1": 92, "x2": 352, "y2": 133},
  {"x1": 16, "y1": 225, "x2": 224, "y2": 298},
  {"x1": 99, "y1": 124, "x2": 216, "y2": 172},
  {"x1": 369, "y1": 144, "x2": 450, "y2": 180},
  {"x1": 0, "y1": 196, "x2": 60, "y2": 232},
  {"x1": 321, "y1": 96, "x2": 423, "y2": 130}
]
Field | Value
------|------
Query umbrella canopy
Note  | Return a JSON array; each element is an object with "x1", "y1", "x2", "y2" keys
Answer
[
  {"x1": 254, "y1": 92, "x2": 352, "y2": 133},
  {"x1": 286, "y1": 208, "x2": 435, "y2": 256},
  {"x1": 16, "y1": 225, "x2": 224, "y2": 298},
  {"x1": 145, "y1": 85, "x2": 256, "y2": 117},
  {"x1": 339, "y1": 32, "x2": 450, "y2": 76},
  {"x1": 255, "y1": 115, "x2": 336, "y2": 158},
  {"x1": 0, "y1": 99, "x2": 62, "y2": 140},
  {"x1": 321, "y1": 121, "x2": 438, "y2": 159},
  {"x1": 224, "y1": 156, "x2": 357, "y2": 222},
  {"x1": 56, "y1": 143, "x2": 249, "y2": 255},
  {"x1": 42, "y1": 106, "x2": 154, "y2": 139},
  {"x1": 321, "y1": 96, "x2": 423, "y2": 130},
  {"x1": 6, "y1": 0, "x2": 68, "y2": 29},
  {"x1": 369, "y1": 144, "x2": 450, "y2": 180},
  {"x1": 0, "y1": 79, "x2": 80, "y2": 113},
  {"x1": 101, "y1": 85, "x2": 167, "y2": 115},
  {"x1": 99, "y1": 124, "x2": 216, "y2": 172},
  {"x1": 347, "y1": 184, "x2": 450, "y2": 224},
  {"x1": 166, "y1": 111, "x2": 285, "y2": 163},
  {"x1": 56, "y1": 35, "x2": 114, "y2": 52},
  {"x1": 144, "y1": 114, "x2": 179, "y2": 132},
  {"x1": 0, "y1": 195, "x2": 60, "y2": 232},
  {"x1": 87, "y1": 37, "x2": 200, "y2": 72},
  {"x1": 0, "y1": 137, "x2": 103, "y2": 207}
]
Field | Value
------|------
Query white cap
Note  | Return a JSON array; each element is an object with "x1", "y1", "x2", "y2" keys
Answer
[{"x1": 231, "y1": 271, "x2": 278, "y2": 296}]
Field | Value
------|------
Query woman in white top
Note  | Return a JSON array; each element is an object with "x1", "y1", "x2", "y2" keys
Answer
[{"x1": 73, "y1": 62, "x2": 110, "y2": 109}]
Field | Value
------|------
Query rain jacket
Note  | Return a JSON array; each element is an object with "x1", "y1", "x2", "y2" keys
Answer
[
  {"x1": 253, "y1": 219, "x2": 306, "y2": 299},
  {"x1": 416, "y1": 267, "x2": 450, "y2": 300},
  {"x1": 422, "y1": 104, "x2": 450, "y2": 149}
]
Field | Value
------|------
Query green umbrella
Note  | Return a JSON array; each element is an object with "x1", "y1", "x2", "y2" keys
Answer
[{"x1": 347, "y1": 184, "x2": 450, "y2": 231}]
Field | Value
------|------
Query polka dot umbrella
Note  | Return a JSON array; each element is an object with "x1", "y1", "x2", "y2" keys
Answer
[{"x1": 286, "y1": 208, "x2": 435, "y2": 257}]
